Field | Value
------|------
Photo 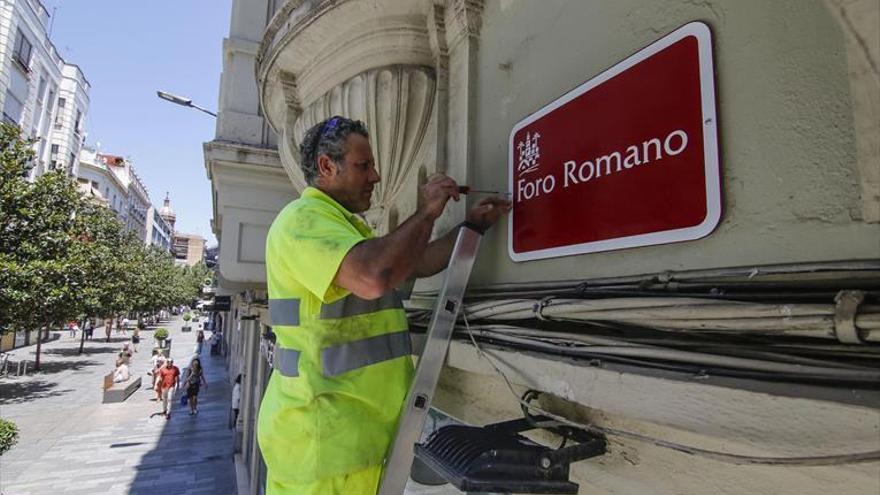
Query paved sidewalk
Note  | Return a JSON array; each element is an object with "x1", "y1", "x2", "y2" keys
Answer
[{"x1": 0, "y1": 316, "x2": 235, "y2": 495}]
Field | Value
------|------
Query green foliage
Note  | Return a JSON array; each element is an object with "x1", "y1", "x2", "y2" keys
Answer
[
  {"x1": 182, "y1": 313, "x2": 193, "y2": 322},
  {"x1": 0, "y1": 123, "x2": 209, "y2": 365},
  {"x1": 0, "y1": 418, "x2": 19, "y2": 456},
  {"x1": 154, "y1": 327, "x2": 169, "y2": 340}
]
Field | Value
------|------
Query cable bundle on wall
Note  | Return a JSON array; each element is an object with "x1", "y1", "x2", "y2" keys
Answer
[{"x1": 460, "y1": 296, "x2": 880, "y2": 343}]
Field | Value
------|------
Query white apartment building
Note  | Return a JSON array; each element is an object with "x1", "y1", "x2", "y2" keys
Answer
[
  {"x1": 125, "y1": 166, "x2": 150, "y2": 242},
  {"x1": 96, "y1": 151, "x2": 151, "y2": 242},
  {"x1": 145, "y1": 204, "x2": 173, "y2": 252},
  {"x1": 77, "y1": 148, "x2": 156, "y2": 246},
  {"x1": 0, "y1": 0, "x2": 90, "y2": 179},
  {"x1": 77, "y1": 148, "x2": 128, "y2": 221}
]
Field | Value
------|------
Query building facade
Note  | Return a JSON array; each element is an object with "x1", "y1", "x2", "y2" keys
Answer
[
  {"x1": 77, "y1": 149, "x2": 129, "y2": 221},
  {"x1": 209, "y1": 1, "x2": 880, "y2": 494},
  {"x1": 77, "y1": 148, "x2": 163, "y2": 248},
  {"x1": 144, "y1": 205, "x2": 173, "y2": 252},
  {"x1": 172, "y1": 232, "x2": 207, "y2": 266},
  {"x1": 0, "y1": 0, "x2": 90, "y2": 179},
  {"x1": 125, "y1": 167, "x2": 150, "y2": 243}
]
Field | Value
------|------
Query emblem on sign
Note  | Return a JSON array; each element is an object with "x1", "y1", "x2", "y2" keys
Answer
[{"x1": 516, "y1": 131, "x2": 541, "y2": 176}]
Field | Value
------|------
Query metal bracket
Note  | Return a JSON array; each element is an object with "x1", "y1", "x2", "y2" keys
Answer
[{"x1": 834, "y1": 290, "x2": 865, "y2": 344}]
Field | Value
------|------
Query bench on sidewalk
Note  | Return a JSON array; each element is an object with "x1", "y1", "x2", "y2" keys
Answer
[{"x1": 102, "y1": 372, "x2": 142, "y2": 403}]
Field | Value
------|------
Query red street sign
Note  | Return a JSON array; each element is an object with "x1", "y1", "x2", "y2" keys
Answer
[{"x1": 508, "y1": 22, "x2": 721, "y2": 262}]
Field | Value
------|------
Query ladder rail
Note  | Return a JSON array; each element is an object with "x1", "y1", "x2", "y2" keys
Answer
[{"x1": 379, "y1": 226, "x2": 483, "y2": 495}]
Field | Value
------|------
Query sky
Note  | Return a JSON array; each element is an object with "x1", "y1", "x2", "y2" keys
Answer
[{"x1": 45, "y1": 0, "x2": 233, "y2": 245}]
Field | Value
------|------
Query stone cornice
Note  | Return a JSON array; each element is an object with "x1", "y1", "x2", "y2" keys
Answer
[
  {"x1": 224, "y1": 36, "x2": 261, "y2": 56},
  {"x1": 203, "y1": 140, "x2": 287, "y2": 188},
  {"x1": 445, "y1": 0, "x2": 484, "y2": 48}
]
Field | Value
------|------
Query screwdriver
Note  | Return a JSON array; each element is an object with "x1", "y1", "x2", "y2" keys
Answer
[{"x1": 458, "y1": 186, "x2": 509, "y2": 196}]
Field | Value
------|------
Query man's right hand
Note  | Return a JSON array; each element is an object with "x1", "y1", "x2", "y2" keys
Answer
[{"x1": 418, "y1": 174, "x2": 460, "y2": 220}]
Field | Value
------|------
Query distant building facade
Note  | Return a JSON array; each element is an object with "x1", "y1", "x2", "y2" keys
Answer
[
  {"x1": 0, "y1": 0, "x2": 90, "y2": 179},
  {"x1": 158, "y1": 192, "x2": 176, "y2": 232},
  {"x1": 125, "y1": 167, "x2": 150, "y2": 243},
  {"x1": 173, "y1": 232, "x2": 206, "y2": 266},
  {"x1": 77, "y1": 148, "x2": 167, "y2": 249},
  {"x1": 145, "y1": 205, "x2": 173, "y2": 251},
  {"x1": 77, "y1": 149, "x2": 129, "y2": 221}
]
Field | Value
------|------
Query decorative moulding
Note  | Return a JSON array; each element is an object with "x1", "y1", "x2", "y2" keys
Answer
[{"x1": 279, "y1": 65, "x2": 436, "y2": 231}]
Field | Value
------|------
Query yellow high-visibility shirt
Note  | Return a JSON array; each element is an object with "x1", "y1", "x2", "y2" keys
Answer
[{"x1": 258, "y1": 186, "x2": 413, "y2": 485}]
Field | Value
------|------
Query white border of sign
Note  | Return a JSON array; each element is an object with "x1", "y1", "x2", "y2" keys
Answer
[{"x1": 508, "y1": 21, "x2": 721, "y2": 262}]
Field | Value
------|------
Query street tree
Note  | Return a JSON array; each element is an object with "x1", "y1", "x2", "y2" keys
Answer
[
  {"x1": 1, "y1": 123, "x2": 212, "y2": 366},
  {"x1": 0, "y1": 124, "x2": 91, "y2": 369}
]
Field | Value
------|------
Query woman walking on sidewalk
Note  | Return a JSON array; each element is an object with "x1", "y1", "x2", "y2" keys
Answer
[
  {"x1": 183, "y1": 357, "x2": 207, "y2": 415},
  {"x1": 196, "y1": 328, "x2": 206, "y2": 355}
]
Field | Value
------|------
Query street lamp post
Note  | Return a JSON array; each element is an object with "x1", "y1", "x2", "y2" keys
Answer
[{"x1": 156, "y1": 90, "x2": 217, "y2": 117}]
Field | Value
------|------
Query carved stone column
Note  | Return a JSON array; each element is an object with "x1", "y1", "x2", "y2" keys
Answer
[
  {"x1": 257, "y1": 0, "x2": 439, "y2": 233},
  {"x1": 278, "y1": 66, "x2": 436, "y2": 232}
]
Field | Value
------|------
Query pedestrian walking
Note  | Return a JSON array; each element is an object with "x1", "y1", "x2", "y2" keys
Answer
[
  {"x1": 210, "y1": 330, "x2": 223, "y2": 356},
  {"x1": 85, "y1": 318, "x2": 94, "y2": 340},
  {"x1": 104, "y1": 318, "x2": 113, "y2": 342},
  {"x1": 182, "y1": 357, "x2": 208, "y2": 415},
  {"x1": 196, "y1": 328, "x2": 205, "y2": 355},
  {"x1": 230, "y1": 374, "x2": 241, "y2": 429},
  {"x1": 156, "y1": 358, "x2": 180, "y2": 420},
  {"x1": 67, "y1": 320, "x2": 78, "y2": 338},
  {"x1": 131, "y1": 326, "x2": 140, "y2": 353},
  {"x1": 149, "y1": 350, "x2": 167, "y2": 401}
]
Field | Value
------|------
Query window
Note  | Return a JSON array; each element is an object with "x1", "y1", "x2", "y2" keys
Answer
[
  {"x1": 74, "y1": 109, "x2": 82, "y2": 134},
  {"x1": 12, "y1": 29, "x2": 33, "y2": 70},
  {"x1": 50, "y1": 144, "x2": 59, "y2": 155},
  {"x1": 44, "y1": 87, "x2": 56, "y2": 130},
  {"x1": 54, "y1": 98, "x2": 66, "y2": 128},
  {"x1": 2, "y1": 90, "x2": 24, "y2": 124},
  {"x1": 49, "y1": 160, "x2": 57, "y2": 170},
  {"x1": 33, "y1": 74, "x2": 47, "y2": 129}
]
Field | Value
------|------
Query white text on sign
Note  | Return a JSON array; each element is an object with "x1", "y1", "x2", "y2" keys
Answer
[{"x1": 516, "y1": 129, "x2": 689, "y2": 203}]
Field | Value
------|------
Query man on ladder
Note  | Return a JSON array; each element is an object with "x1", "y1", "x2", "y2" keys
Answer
[{"x1": 259, "y1": 116, "x2": 510, "y2": 495}]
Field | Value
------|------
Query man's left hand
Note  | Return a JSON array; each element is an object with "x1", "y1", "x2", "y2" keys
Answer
[{"x1": 466, "y1": 197, "x2": 512, "y2": 233}]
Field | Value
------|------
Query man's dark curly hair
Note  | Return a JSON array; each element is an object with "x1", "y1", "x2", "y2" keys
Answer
[{"x1": 299, "y1": 116, "x2": 369, "y2": 185}]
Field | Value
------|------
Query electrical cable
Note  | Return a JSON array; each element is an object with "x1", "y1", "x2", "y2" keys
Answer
[
  {"x1": 468, "y1": 328, "x2": 880, "y2": 382},
  {"x1": 460, "y1": 314, "x2": 880, "y2": 466},
  {"x1": 470, "y1": 324, "x2": 877, "y2": 369},
  {"x1": 460, "y1": 297, "x2": 880, "y2": 342}
]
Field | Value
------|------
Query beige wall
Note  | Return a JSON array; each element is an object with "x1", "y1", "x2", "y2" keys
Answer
[
  {"x1": 465, "y1": 0, "x2": 879, "y2": 287},
  {"x1": 249, "y1": 2, "x2": 880, "y2": 494}
]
